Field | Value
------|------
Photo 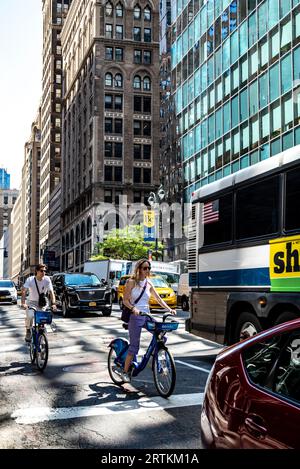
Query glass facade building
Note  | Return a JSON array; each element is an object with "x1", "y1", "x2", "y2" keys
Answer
[
  {"x1": 0, "y1": 169, "x2": 10, "y2": 190},
  {"x1": 171, "y1": 0, "x2": 300, "y2": 201}
]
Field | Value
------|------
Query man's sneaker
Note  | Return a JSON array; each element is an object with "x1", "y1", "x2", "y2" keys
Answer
[{"x1": 25, "y1": 329, "x2": 31, "y2": 342}]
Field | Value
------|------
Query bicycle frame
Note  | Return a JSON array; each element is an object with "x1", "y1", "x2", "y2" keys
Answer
[{"x1": 109, "y1": 317, "x2": 169, "y2": 377}]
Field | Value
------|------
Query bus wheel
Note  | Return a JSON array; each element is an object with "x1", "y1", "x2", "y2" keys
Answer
[
  {"x1": 234, "y1": 312, "x2": 262, "y2": 343},
  {"x1": 274, "y1": 311, "x2": 298, "y2": 326}
]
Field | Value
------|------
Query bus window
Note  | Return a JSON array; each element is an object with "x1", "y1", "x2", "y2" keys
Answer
[
  {"x1": 203, "y1": 193, "x2": 233, "y2": 246},
  {"x1": 285, "y1": 168, "x2": 300, "y2": 231},
  {"x1": 236, "y1": 176, "x2": 279, "y2": 240}
]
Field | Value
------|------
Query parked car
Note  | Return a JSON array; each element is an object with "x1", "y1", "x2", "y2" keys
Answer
[
  {"x1": 52, "y1": 272, "x2": 112, "y2": 317},
  {"x1": 117, "y1": 274, "x2": 177, "y2": 311},
  {"x1": 0, "y1": 280, "x2": 18, "y2": 304},
  {"x1": 201, "y1": 319, "x2": 300, "y2": 449},
  {"x1": 177, "y1": 273, "x2": 190, "y2": 311}
]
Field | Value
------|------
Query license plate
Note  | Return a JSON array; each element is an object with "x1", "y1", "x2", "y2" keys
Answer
[{"x1": 89, "y1": 302, "x2": 97, "y2": 306}]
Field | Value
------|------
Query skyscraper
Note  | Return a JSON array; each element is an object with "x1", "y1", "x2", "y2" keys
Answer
[
  {"x1": 0, "y1": 168, "x2": 10, "y2": 190},
  {"x1": 40, "y1": 0, "x2": 72, "y2": 264},
  {"x1": 171, "y1": 0, "x2": 300, "y2": 200}
]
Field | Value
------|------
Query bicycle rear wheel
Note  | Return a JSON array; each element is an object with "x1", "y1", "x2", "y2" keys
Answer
[
  {"x1": 152, "y1": 346, "x2": 176, "y2": 398},
  {"x1": 36, "y1": 332, "x2": 49, "y2": 371},
  {"x1": 108, "y1": 347, "x2": 125, "y2": 385}
]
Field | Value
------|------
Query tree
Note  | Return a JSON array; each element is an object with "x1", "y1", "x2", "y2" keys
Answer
[{"x1": 91, "y1": 225, "x2": 163, "y2": 261}]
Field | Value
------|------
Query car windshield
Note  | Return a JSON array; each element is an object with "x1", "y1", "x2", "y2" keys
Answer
[
  {"x1": 152, "y1": 272, "x2": 179, "y2": 285},
  {"x1": 150, "y1": 277, "x2": 170, "y2": 288},
  {"x1": 65, "y1": 274, "x2": 101, "y2": 286},
  {"x1": 0, "y1": 281, "x2": 15, "y2": 288}
]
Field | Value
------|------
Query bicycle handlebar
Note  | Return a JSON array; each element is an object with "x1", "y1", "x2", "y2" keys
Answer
[{"x1": 139, "y1": 311, "x2": 177, "y2": 323}]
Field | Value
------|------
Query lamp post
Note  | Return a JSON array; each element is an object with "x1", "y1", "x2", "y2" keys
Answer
[{"x1": 147, "y1": 185, "x2": 165, "y2": 258}]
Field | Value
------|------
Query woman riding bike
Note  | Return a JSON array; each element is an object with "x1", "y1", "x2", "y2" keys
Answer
[{"x1": 121, "y1": 259, "x2": 176, "y2": 383}]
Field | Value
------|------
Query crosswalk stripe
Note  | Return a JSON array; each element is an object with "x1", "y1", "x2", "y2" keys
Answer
[{"x1": 11, "y1": 392, "x2": 204, "y2": 425}]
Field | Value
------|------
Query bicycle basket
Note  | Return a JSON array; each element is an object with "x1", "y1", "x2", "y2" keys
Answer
[
  {"x1": 35, "y1": 310, "x2": 52, "y2": 325},
  {"x1": 146, "y1": 321, "x2": 179, "y2": 332}
]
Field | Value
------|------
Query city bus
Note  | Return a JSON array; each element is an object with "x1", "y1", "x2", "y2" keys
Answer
[{"x1": 186, "y1": 145, "x2": 300, "y2": 345}]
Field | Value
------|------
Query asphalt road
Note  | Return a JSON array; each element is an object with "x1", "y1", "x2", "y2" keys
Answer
[{"x1": 0, "y1": 302, "x2": 223, "y2": 450}]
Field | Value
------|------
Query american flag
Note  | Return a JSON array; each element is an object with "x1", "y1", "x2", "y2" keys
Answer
[{"x1": 202, "y1": 200, "x2": 219, "y2": 224}]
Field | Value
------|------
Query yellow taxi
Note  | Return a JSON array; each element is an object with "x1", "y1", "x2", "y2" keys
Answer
[{"x1": 117, "y1": 274, "x2": 177, "y2": 310}]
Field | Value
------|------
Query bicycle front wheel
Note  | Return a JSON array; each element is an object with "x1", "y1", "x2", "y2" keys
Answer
[
  {"x1": 36, "y1": 332, "x2": 49, "y2": 371},
  {"x1": 152, "y1": 346, "x2": 176, "y2": 398},
  {"x1": 108, "y1": 347, "x2": 125, "y2": 385},
  {"x1": 29, "y1": 336, "x2": 36, "y2": 364}
]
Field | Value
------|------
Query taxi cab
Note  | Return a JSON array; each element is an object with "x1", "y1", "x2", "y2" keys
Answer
[{"x1": 118, "y1": 274, "x2": 177, "y2": 310}]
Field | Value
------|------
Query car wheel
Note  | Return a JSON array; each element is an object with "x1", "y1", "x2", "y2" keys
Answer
[
  {"x1": 62, "y1": 299, "x2": 70, "y2": 318},
  {"x1": 181, "y1": 296, "x2": 189, "y2": 311},
  {"x1": 234, "y1": 312, "x2": 262, "y2": 344},
  {"x1": 102, "y1": 308, "x2": 112, "y2": 317},
  {"x1": 274, "y1": 311, "x2": 298, "y2": 326}
]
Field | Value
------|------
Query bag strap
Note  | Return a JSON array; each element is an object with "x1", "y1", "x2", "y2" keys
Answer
[
  {"x1": 34, "y1": 277, "x2": 41, "y2": 296},
  {"x1": 133, "y1": 280, "x2": 147, "y2": 305}
]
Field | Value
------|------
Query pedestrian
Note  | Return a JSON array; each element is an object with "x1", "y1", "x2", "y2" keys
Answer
[
  {"x1": 21, "y1": 263, "x2": 57, "y2": 342},
  {"x1": 121, "y1": 258, "x2": 176, "y2": 383}
]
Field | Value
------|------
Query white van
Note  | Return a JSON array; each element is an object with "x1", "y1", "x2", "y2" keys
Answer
[{"x1": 177, "y1": 273, "x2": 190, "y2": 311}]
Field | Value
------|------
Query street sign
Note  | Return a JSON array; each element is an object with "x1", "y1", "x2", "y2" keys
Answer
[{"x1": 143, "y1": 210, "x2": 156, "y2": 242}]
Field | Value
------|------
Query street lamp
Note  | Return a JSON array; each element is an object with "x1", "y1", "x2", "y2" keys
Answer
[{"x1": 147, "y1": 185, "x2": 165, "y2": 257}]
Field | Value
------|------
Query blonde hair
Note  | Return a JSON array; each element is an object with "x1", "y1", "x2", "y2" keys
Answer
[{"x1": 131, "y1": 259, "x2": 151, "y2": 285}]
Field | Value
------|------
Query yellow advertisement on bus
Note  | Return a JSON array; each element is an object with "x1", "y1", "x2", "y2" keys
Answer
[{"x1": 270, "y1": 235, "x2": 300, "y2": 292}]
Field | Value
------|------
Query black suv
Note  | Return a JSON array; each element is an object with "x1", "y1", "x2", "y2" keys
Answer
[{"x1": 52, "y1": 272, "x2": 112, "y2": 317}]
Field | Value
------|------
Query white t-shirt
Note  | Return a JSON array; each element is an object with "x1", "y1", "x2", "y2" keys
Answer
[{"x1": 23, "y1": 276, "x2": 54, "y2": 303}]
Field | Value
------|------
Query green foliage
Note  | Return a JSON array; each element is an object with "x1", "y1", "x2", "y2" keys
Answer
[{"x1": 90, "y1": 225, "x2": 163, "y2": 261}]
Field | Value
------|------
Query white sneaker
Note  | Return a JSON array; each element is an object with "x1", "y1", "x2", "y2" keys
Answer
[{"x1": 120, "y1": 370, "x2": 131, "y2": 383}]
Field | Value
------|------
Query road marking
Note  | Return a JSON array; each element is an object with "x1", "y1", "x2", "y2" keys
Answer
[
  {"x1": 11, "y1": 392, "x2": 204, "y2": 425},
  {"x1": 175, "y1": 360, "x2": 210, "y2": 373}
]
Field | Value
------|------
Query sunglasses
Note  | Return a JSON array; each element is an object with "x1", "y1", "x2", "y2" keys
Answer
[
  {"x1": 141, "y1": 266, "x2": 151, "y2": 271},
  {"x1": 39, "y1": 269, "x2": 47, "y2": 273}
]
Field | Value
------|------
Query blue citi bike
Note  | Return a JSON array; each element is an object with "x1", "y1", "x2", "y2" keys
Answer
[
  {"x1": 27, "y1": 306, "x2": 53, "y2": 372},
  {"x1": 108, "y1": 312, "x2": 179, "y2": 398}
]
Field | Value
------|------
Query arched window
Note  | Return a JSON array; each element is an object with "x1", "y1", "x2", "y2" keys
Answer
[
  {"x1": 143, "y1": 76, "x2": 151, "y2": 91},
  {"x1": 133, "y1": 4, "x2": 141, "y2": 19},
  {"x1": 105, "y1": 72, "x2": 113, "y2": 87},
  {"x1": 144, "y1": 6, "x2": 151, "y2": 21},
  {"x1": 116, "y1": 3, "x2": 123, "y2": 17},
  {"x1": 133, "y1": 75, "x2": 141, "y2": 89},
  {"x1": 70, "y1": 230, "x2": 74, "y2": 247},
  {"x1": 87, "y1": 217, "x2": 92, "y2": 237},
  {"x1": 105, "y1": 1, "x2": 113, "y2": 16},
  {"x1": 115, "y1": 73, "x2": 123, "y2": 88},
  {"x1": 76, "y1": 225, "x2": 80, "y2": 244},
  {"x1": 81, "y1": 220, "x2": 86, "y2": 241}
]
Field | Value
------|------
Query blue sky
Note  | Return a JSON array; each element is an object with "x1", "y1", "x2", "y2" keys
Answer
[{"x1": 0, "y1": 0, "x2": 42, "y2": 189}]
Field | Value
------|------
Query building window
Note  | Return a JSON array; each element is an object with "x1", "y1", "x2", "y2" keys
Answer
[
  {"x1": 105, "y1": 118, "x2": 113, "y2": 133},
  {"x1": 143, "y1": 76, "x2": 151, "y2": 91},
  {"x1": 144, "y1": 6, "x2": 151, "y2": 21},
  {"x1": 115, "y1": 73, "x2": 123, "y2": 88},
  {"x1": 114, "y1": 95, "x2": 123, "y2": 111},
  {"x1": 114, "y1": 119, "x2": 123, "y2": 134},
  {"x1": 105, "y1": 72, "x2": 113, "y2": 87},
  {"x1": 134, "y1": 120, "x2": 141, "y2": 136},
  {"x1": 133, "y1": 75, "x2": 141, "y2": 89},
  {"x1": 143, "y1": 50, "x2": 151, "y2": 64},
  {"x1": 144, "y1": 28, "x2": 151, "y2": 42},
  {"x1": 105, "y1": 189, "x2": 113, "y2": 203},
  {"x1": 105, "y1": 47, "x2": 113, "y2": 60},
  {"x1": 115, "y1": 47, "x2": 123, "y2": 61},
  {"x1": 134, "y1": 96, "x2": 142, "y2": 112},
  {"x1": 134, "y1": 49, "x2": 142, "y2": 63},
  {"x1": 105, "y1": 2, "x2": 113, "y2": 16},
  {"x1": 116, "y1": 25, "x2": 123, "y2": 40},
  {"x1": 133, "y1": 27, "x2": 141, "y2": 41},
  {"x1": 134, "y1": 144, "x2": 142, "y2": 159},
  {"x1": 105, "y1": 24, "x2": 113, "y2": 38},
  {"x1": 105, "y1": 142, "x2": 113, "y2": 157},
  {"x1": 134, "y1": 5, "x2": 141, "y2": 19},
  {"x1": 116, "y1": 3, "x2": 123, "y2": 17},
  {"x1": 115, "y1": 142, "x2": 123, "y2": 158},
  {"x1": 105, "y1": 94, "x2": 113, "y2": 109}
]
